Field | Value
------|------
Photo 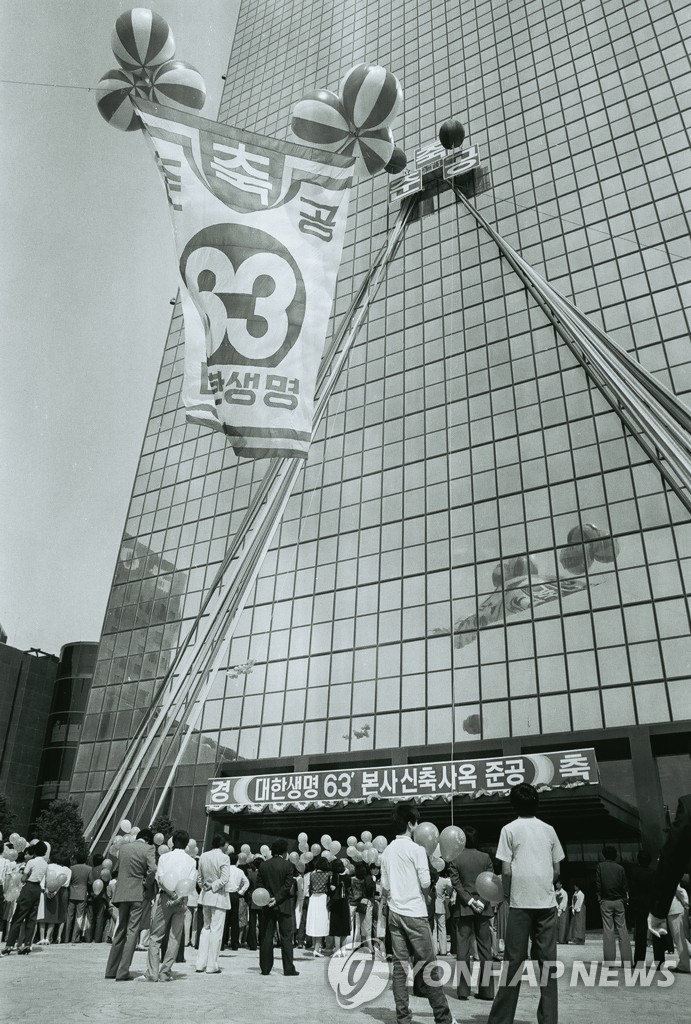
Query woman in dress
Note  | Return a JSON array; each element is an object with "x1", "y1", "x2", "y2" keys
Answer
[
  {"x1": 305, "y1": 857, "x2": 331, "y2": 956},
  {"x1": 555, "y1": 879, "x2": 569, "y2": 944},
  {"x1": 328, "y1": 859, "x2": 350, "y2": 955},
  {"x1": 41, "y1": 858, "x2": 72, "y2": 944},
  {"x1": 569, "y1": 883, "x2": 586, "y2": 944}
]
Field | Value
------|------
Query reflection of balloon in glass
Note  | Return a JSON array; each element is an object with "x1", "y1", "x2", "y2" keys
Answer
[
  {"x1": 340, "y1": 64, "x2": 403, "y2": 130},
  {"x1": 475, "y1": 871, "x2": 504, "y2": 904},
  {"x1": 149, "y1": 60, "x2": 206, "y2": 111},
  {"x1": 492, "y1": 556, "x2": 539, "y2": 589},
  {"x1": 439, "y1": 825, "x2": 466, "y2": 862},
  {"x1": 111, "y1": 8, "x2": 175, "y2": 74},
  {"x1": 559, "y1": 544, "x2": 593, "y2": 575},
  {"x1": 252, "y1": 887, "x2": 271, "y2": 907},
  {"x1": 592, "y1": 535, "x2": 620, "y2": 563},
  {"x1": 413, "y1": 822, "x2": 439, "y2": 856},
  {"x1": 567, "y1": 524, "x2": 601, "y2": 545}
]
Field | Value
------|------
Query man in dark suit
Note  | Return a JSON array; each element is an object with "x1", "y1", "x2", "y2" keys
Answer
[
  {"x1": 627, "y1": 850, "x2": 655, "y2": 964},
  {"x1": 649, "y1": 793, "x2": 691, "y2": 937},
  {"x1": 257, "y1": 838, "x2": 298, "y2": 977},
  {"x1": 105, "y1": 828, "x2": 156, "y2": 981},
  {"x1": 449, "y1": 826, "x2": 495, "y2": 1002}
]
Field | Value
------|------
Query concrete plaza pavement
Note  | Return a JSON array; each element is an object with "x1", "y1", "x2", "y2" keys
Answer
[{"x1": 2, "y1": 937, "x2": 687, "y2": 1024}]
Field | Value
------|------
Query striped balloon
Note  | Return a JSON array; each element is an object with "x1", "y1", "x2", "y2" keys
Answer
[
  {"x1": 150, "y1": 60, "x2": 206, "y2": 111},
  {"x1": 291, "y1": 90, "x2": 351, "y2": 151},
  {"x1": 338, "y1": 125, "x2": 394, "y2": 178},
  {"x1": 340, "y1": 64, "x2": 403, "y2": 130},
  {"x1": 96, "y1": 68, "x2": 147, "y2": 132},
  {"x1": 111, "y1": 8, "x2": 175, "y2": 74}
]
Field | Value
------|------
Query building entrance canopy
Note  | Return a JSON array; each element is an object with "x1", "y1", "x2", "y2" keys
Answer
[{"x1": 206, "y1": 747, "x2": 598, "y2": 814}]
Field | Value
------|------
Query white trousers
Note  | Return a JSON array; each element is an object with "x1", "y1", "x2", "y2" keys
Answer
[{"x1": 197, "y1": 906, "x2": 225, "y2": 972}]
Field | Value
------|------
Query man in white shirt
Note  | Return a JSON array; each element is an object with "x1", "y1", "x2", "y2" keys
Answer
[
  {"x1": 381, "y1": 804, "x2": 457, "y2": 1024},
  {"x1": 196, "y1": 834, "x2": 230, "y2": 974},
  {"x1": 488, "y1": 784, "x2": 564, "y2": 1024},
  {"x1": 1, "y1": 841, "x2": 49, "y2": 954},
  {"x1": 141, "y1": 830, "x2": 197, "y2": 982},
  {"x1": 222, "y1": 852, "x2": 249, "y2": 951}
]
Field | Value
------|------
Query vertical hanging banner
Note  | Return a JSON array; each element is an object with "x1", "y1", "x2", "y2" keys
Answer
[{"x1": 135, "y1": 100, "x2": 354, "y2": 458}]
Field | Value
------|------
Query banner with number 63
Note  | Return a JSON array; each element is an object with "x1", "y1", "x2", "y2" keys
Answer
[{"x1": 136, "y1": 100, "x2": 354, "y2": 458}]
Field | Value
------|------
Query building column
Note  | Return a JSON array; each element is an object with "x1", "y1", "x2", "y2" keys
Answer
[{"x1": 629, "y1": 727, "x2": 665, "y2": 856}]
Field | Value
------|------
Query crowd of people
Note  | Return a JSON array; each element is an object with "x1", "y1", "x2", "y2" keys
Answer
[{"x1": 1, "y1": 782, "x2": 690, "y2": 1023}]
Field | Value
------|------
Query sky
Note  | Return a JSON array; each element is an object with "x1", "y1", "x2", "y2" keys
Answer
[{"x1": 0, "y1": 1, "x2": 240, "y2": 654}]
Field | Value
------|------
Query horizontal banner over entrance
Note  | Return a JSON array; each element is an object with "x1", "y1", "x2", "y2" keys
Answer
[{"x1": 206, "y1": 748, "x2": 599, "y2": 813}]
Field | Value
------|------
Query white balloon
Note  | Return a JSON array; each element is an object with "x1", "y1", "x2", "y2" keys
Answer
[{"x1": 120, "y1": 819, "x2": 131, "y2": 833}]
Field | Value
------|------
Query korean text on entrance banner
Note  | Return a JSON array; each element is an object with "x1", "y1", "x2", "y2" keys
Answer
[{"x1": 206, "y1": 748, "x2": 598, "y2": 811}]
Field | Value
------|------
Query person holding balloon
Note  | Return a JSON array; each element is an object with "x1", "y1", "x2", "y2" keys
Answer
[
  {"x1": 139, "y1": 829, "x2": 197, "y2": 982},
  {"x1": 39, "y1": 857, "x2": 72, "y2": 944},
  {"x1": 380, "y1": 805, "x2": 458, "y2": 1024},
  {"x1": 255, "y1": 838, "x2": 299, "y2": 976},
  {"x1": 448, "y1": 826, "x2": 497, "y2": 1002},
  {"x1": 104, "y1": 827, "x2": 157, "y2": 980},
  {"x1": 196, "y1": 833, "x2": 231, "y2": 975},
  {"x1": 66, "y1": 853, "x2": 91, "y2": 944},
  {"x1": 1, "y1": 840, "x2": 49, "y2": 955}
]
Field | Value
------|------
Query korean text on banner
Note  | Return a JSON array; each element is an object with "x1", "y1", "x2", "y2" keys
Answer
[{"x1": 135, "y1": 100, "x2": 354, "y2": 459}]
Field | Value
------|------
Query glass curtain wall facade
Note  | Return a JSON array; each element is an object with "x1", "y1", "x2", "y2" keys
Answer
[{"x1": 71, "y1": 0, "x2": 691, "y2": 830}]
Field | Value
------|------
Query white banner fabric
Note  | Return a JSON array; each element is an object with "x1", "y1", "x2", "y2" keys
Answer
[{"x1": 136, "y1": 100, "x2": 354, "y2": 458}]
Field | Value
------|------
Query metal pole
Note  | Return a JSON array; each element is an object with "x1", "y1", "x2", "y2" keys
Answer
[{"x1": 87, "y1": 196, "x2": 417, "y2": 850}]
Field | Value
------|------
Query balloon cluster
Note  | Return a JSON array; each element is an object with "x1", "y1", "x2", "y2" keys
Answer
[
  {"x1": 291, "y1": 64, "x2": 406, "y2": 179},
  {"x1": 96, "y1": 8, "x2": 206, "y2": 132},
  {"x1": 106, "y1": 819, "x2": 200, "y2": 863},
  {"x1": 559, "y1": 523, "x2": 620, "y2": 575}
]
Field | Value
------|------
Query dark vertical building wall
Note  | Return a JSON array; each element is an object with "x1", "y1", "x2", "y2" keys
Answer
[
  {"x1": 32, "y1": 642, "x2": 98, "y2": 822},
  {"x1": 0, "y1": 646, "x2": 58, "y2": 834}
]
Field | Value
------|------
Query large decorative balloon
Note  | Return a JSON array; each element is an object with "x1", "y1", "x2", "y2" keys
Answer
[
  {"x1": 439, "y1": 118, "x2": 466, "y2": 150},
  {"x1": 439, "y1": 825, "x2": 466, "y2": 862},
  {"x1": 252, "y1": 887, "x2": 271, "y2": 907},
  {"x1": 414, "y1": 822, "x2": 439, "y2": 857},
  {"x1": 385, "y1": 147, "x2": 407, "y2": 174},
  {"x1": 96, "y1": 69, "x2": 145, "y2": 131},
  {"x1": 340, "y1": 64, "x2": 403, "y2": 130},
  {"x1": 339, "y1": 126, "x2": 394, "y2": 179},
  {"x1": 291, "y1": 91, "x2": 351, "y2": 152},
  {"x1": 149, "y1": 59, "x2": 206, "y2": 111},
  {"x1": 111, "y1": 8, "x2": 175, "y2": 74},
  {"x1": 475, "y1": 871, "x2": 504, "y2": 904}
]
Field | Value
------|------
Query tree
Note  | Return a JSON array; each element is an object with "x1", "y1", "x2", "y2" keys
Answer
[
  {"x1": 150, "y1": 813, "x2": 174, "y2": 839},
  {"x1": 0, "y1": 794, "x2": 17, "y2": 839},
  {"x1": 33, "y1": 799, "x2": 88, "y2": 864}
]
